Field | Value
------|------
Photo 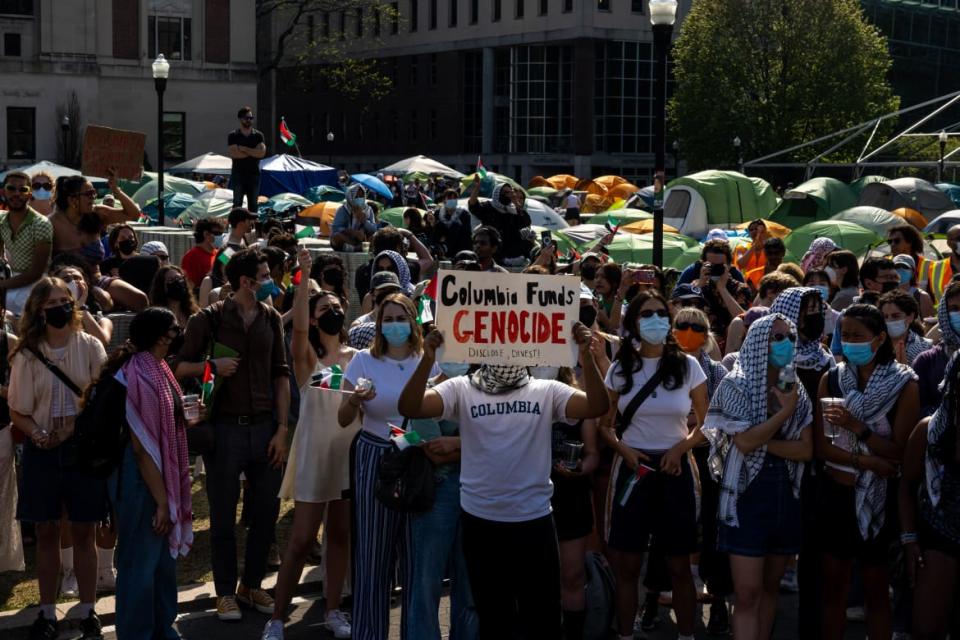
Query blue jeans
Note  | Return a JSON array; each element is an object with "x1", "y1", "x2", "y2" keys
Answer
[
  {"x1": 405, "y1": 472, "x2": 478, "y2": 640},
  {"x1": 110, "y1": 446, "x2": 179, "y2": 640}
]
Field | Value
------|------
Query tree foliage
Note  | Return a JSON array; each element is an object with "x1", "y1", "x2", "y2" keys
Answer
[{"x1": 668, "y1": 0, "x2": 899, "y2": 171}]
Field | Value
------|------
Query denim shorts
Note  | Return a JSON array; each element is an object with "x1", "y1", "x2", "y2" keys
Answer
[
  {"x1": 718, "y1": 457, "x2": 801, "y2": 557},
  {"x1": 17, "y1": 441, "x2": 109, "y2": 523}
]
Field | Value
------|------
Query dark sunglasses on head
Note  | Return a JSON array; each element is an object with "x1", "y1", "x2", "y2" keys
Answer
[
  {"x1": 639, "y1": 309, "x2": 670, "y2": 319},
  {"x1": 31, "y1": 182, "x2": 52, "y2": 190},
  {"x1": 771, "y1": 332, "x2": 797, "y2": 343},
  {"x1": 675, "y1": 321, "x2": 707, "y2": 333},
  {"x1": 4, "y1": 184, "x2": 30, "y2": 194}
]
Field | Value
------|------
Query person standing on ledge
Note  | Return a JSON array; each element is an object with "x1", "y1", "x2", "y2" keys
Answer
[{"x1": 227, "y1": 107, "x2": 266, "y2": 214}]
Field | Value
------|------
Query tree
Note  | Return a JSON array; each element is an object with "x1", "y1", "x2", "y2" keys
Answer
[{"x1": 668, "y1": 0, "x2": 899, "y2": 171}]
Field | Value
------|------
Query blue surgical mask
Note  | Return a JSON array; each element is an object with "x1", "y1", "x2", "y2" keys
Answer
[
  {"x1": 382, "y1": 321, "x2": 412, "y2": 346},
  {"x1": 33, "y1": 188, "x2": 51, "y2": 200},
  {"x1": 897, "y1": 268, "x2": 912, "y2": 285},
  {"x1": 638, "y1": 315, "x2": 671, "y2": 345},
  {"x1": 768, "y1": 338, "x2": 795, "y2": 368},
  {"x1": 815, "y1": 285, "x2": 831, "y2": 303},
  {"x1": 214, "y1": 234, "x2": 225, "y2": 249},
  {"x1": 255, "y1": 277, "x2": 274, "y2": 302},
  {"x1": 950, "y1": 311, "x2": 960, "y2": 335},
  {"x1": 353, "y1": 197, "x2": 366, "y2": 207},
  {"x1": 842, "y1": 340, "x2": 876, "y2": 366},
  {"x1": 439, "y1": 362, "x2": 471, "y2": 377},
  {"x1": 444, "y1": 199, "x2": 458, "y2": 211}
]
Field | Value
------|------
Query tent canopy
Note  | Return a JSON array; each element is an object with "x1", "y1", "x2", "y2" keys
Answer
[
  {"x1": 603, "y1": 232, "x2": 702, "y2": 270},
  {"x1": 258, "y1": 154, "x2": 338, "y2": 198},
  {"x1": 829, "y1": 206, "x2": 904, "y2": 236},
  {"x1": 769, "y1": 177, "x2": 857, "y2": 229},
  {"x1": 783, "y1": 220, "x2": 881, "y2": 263},
  {"x1": 663, "y1": 170, "x2": 780, "y2": 238},
  {"x1": 168, "y1": 152, "x2": 233, "y2": 175},
  {"x1": 857, "y1": 177, "x2": 954, "y2": 219},
  {"x1": 925, "y1": 210, "x2": 960, "y2": 234},
  {"x1": 131, "y1": 175, "x2": 207, "y2": 206},
  {"x1": 379, "y1": 155, "x2": 464, "y2": 178},
  {"x1": 936, "y1": 183, "x2": 960, "y2": 208},
  {"x1": 0, "y1": 160, "x2": 107, "y2": 185},
  {"x1": 849, "y1": 175, "x2": 886, "y2": 197}
]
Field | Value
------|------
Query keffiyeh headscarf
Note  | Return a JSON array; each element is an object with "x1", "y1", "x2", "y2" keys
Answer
[
  {"x1": 801, "y1": 238, "x2": 839, "y2": 272},
  {"x1": 835, "y1": 358, "x2": 916, "y2": 539},
  {"x1": 471, "y1": 364, "x2": 530, "y2": 394},
  {"x1": 490, "y1": 182, "x2": 514, "y2": 214},
  {"x1": 702, "y1": 313, "x2": 813, "y2": 527},
  {"x1": 371, "y1": 250, "x2": 414, "y2": 295},
  {"x1": 769, "y1": 287, "x2": 833, "y2": 371},
  {"x1": 697, "y1": 350, "x2": 728, "y2": 399},
  {"x1": 937, "y1": 295, "x2": 960, "y2": 350},
  {"x1": 926, "y1": 353, "x2": 960, "y2": 511}
]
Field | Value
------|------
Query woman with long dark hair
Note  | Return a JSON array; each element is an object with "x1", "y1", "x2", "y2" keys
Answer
[
  {"x1": 600, "y1": 290, "x2": 709, "y2": 640},
  {"x1": 98, "y1": 307, "x2": 196, "y2": 640},
  {"x1": 879, "y1": 289, "x2": 932, "y2": 366},
  {"x1": 149, "y1": 265, "x2": 200, "y2": 330}
]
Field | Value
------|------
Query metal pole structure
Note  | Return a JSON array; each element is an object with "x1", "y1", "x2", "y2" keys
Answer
[
  {"x1": 939, "y1": 131, "x2": 948, "y2": 183},
  {"x1": 652, "y1": 22, "x2": 672, "y2": 269},
  {"x1": 152, "y1": 54, "x2": 170, "y2": 227}
]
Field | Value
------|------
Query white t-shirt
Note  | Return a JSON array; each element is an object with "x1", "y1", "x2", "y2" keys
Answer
[
  {"x1": 344, "y1": 349, "x2": 439, "y2": 440},
  {"x1": 434, "y1": 376, "x2": 576, "y2": 523},
  {"x1": 605, "y1": 354, "x2": 707, "y2": 451},
  {"x1": 564, "y1": 193, "x2": 579, "y2": 208}
]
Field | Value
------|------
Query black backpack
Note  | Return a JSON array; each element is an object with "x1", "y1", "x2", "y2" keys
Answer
[
  {"x1": 375, "y1": 445, "x2": 436, "y2": 513},
  {"x1": 73, "y1": 374, "x2": 129, "y2": 479}
]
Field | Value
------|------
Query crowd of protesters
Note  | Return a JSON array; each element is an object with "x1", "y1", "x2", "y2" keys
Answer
[{"x1": 1, "y1": 164, "x2": 960, "y2": 640}]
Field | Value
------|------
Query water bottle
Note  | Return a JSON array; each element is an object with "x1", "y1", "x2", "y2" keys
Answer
[{"x1": 777, "y1": 362, "x2": 797, "y2": 392}]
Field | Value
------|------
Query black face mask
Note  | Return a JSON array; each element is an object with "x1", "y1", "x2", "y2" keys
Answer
[
  {"x1": 118, "y1": 239, "x2": 137, "y2": 255},
  {"x1": 44, "y1": 302, "x2": 73, "y2": 329},
  {"x1": 322, "y1": 269, "x2": 344, "y2": 288},
  {"x1": 801, "y1": 313, "x2": 824, "y2": 341},
  {"x1": 581, "y1": 265, "x2": 598, "y2": 281},
  {"x1": 579, "y1": 305, "x2": 598, "y2": 328},
  {"x1": 317, "y1": 309, "x2": 345, "y2": 335},
  {"x1": 167, "y1": 280, "x2": 188, "y2": 300},
  {"x1": 499, "y1": 192, "x2": 513, "y2": 205},
  {"x1": 881, "y1": 281, "x2": 898, "y2": 293}
]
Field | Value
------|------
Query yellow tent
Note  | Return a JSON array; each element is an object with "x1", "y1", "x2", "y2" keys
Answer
[
  {"x1": 890, "y1": 207, "x2": 928, "y2": 230},
  {"x1": 528, "y1": 175, "x2": 550, "y2": 188},
  {"x1": 299, "y1": 202, "x2": 340, "y2": 237},
  {"x1": 733, "y1": 218, "x2": 791, "y2": 239},
  {"x1": 546, "y1": 174, "x2": 579, "y2": 190},
  {"x1": 621, "y1": 219, "x2": 680, "y2": 235}
]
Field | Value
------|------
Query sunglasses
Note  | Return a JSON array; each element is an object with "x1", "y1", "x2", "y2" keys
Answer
[
  {"x1": 31, "y1": 182, "x2": 52, "y2": 190},
  {"x1": 75, "y1": 190, "x2": 97, "y2": 199},
  {"x1": 675, "y1": 321, "x2": 707, "y2": 333},
  {"x1": 771, "y1": 332, "x2": 797, "y2": 343},
  {"x1": 4, "y1": 185, "x2": 30, "y2": 194},
  {"x1": 888, "y1": 236, "x2": 904, "y2": 244},
  {"x1": 241, "y1": 116, "x2": 254, "y2": 121},
  {"x1": 639, "y1": 309, "x2": 670, "y2": 319}
]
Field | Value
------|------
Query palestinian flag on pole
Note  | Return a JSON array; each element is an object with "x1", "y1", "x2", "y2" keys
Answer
[
  {"x1": 200, "y1": 360, "x2": 216, "y2": 408},
  {"x1": 310, "y1": 364, "x2": 343, "y2": 390},
  {"x1": 476, "y1": 155, "x2": 487, "y2": 180},
  {"x1": 295, "y1": 224, "x2": 316, "y2": 240},
  {"x1": 415, "y1": 276, "x2": 437, "y2": 325},
  {"x1": 280, "y1": 118, "x2": 297, "y2": 147},
  {"x1": 216, "y1": 245, "x2": 236, "y2": 266}
]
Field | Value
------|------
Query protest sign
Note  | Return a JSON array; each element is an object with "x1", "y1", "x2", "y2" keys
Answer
[
  {"x1": 434, "y1": 269, "x2": 579, "y2": 367},
  {"x1": 81, "y1": 125, "x2": 146, "y2": 180}
]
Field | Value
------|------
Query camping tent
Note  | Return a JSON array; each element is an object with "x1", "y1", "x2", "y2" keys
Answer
[
  {"x1": 936, "y1": 183, "x2": 960, "y2": 208},
  {"x1": 131, "y1": 175, "x2": 207, "y2": 206},
  {"x1": 0, "y1": 160, "x2": 107, "y2": 186},
  {"x1": 258, "y1": 155, "x2": 338, "y2": 198},
  {"x1": 829, "y1": 206, "x2": 904, "y2": 236},
  {"x1": 783, "y1": 220, "x2": 881, "y2": 262},
  {"x1": 849, "y1": 175, "x2": 886, "y2": 197},
  {"x1": 662, "y1": 170, "x2": 780, "y2": 239},
  {"x1": 769, "y1": 177, "x2": 857, "y2": 229},
  {"x1": 925, "y1": 210, "x2": 960, "y2": 234},
  {"x1": 168, "y1": 153, "x2": 233, "y2": 175},
  {"x1": 603, "y1": 232, "x2": 702, "y2": 270},
  {"x1": 857, "y1": 178, "x2": 954, "y2": 219},
  {"x1": 379, "y1": 155, "x2": 463, "y2": 178},
  {"x1": 523, "y1": 199, "x2": 569, "y2": 230}
]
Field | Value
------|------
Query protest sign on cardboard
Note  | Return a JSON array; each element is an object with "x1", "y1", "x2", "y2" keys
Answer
[
  {"x1": 81, "y1": 125, "x2": 146, "y2": 181},
  {"x1": 434, "y1": 269, "x2": 579, "y2": 367}
]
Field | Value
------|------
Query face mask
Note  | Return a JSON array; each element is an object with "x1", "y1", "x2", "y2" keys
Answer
[
  {"x1": 499, "y1": 192, "x2": 512, "y2": 205},
  {"x1": 439, "y1": 362, "x2": 471, "y2": 377},
  {"x1": 317, "y1": 309, "x2": 345, "y2": 335},
  {"x1": 842, "y1": 340, "x2": 877, "y2": 366},
  {"x1": 825, "y1": 266, "x2": 838, "y2": 284},
  {"x1": 167, "y1": 280, "x2": 188, "y2": 299},
  {"x1": 881, "y1": 281, "x2": 898, "y2": 293},
  {"x1": 353, "y1": 197, "x2": 366, "y2": 207},
  {"x1": 118, "y1": 239, "x2": 137, "y2": 255},
  {"x1": 802, "y1": 313, "x2": 825, "y2": 341},
  {"x1": 579, "y1": 305, "x2": 598, "y2": 327},
  {"x1": 44, "y1": 302, "x2": 74, "y2": 329},
  {"x1": 951, "y1": 311, "x2": 960, "y2": 335},
  {"x1": 674, "y1": 328, "x2": 706, "y2": 353},
  {"x1": 638, "y1": 315, "x2": 671, "y2": 345},
  {"x1": 66, "y1": 280, "x2": 80, "y2": 300},
  {"x1": 213, "y1": 234, "x2": 225, "y2": 249},
  {"x1": 529, "y1": 365, "x2": 560, "y2": 380},
  {"x1": 382, "y1": 320, "x2": 412, "y2": 346},
  {"x1": 815, "y1": 285, "x2": 831, "y2": 303},
  {"x1": 444, "y1": 199, "x2": 458, "y2": 211},
  {"x1": 255, "y1": 277, "x2": 274, "y2": 302},
  {"x1": 885, "y1": 319, "x2": 908, "y2": 338},
  {"x1": 322, "y1": 269, "x2": 344, "y2": 288},
  {"x1": 505, "y1": 204, "x2": 517, "y2": 215},
  {"x1": 33, "y1": 188, "x2": 51, "y2": 200},
  {"x1": 897, "y1": 268, "x2": 912, "y2": 285},
  {"x1": 581, "y1": 265, "x2": 598, "y2": 280},
  {"x1": 768, "y1": 337, "x2": 795, "y2": 368}
]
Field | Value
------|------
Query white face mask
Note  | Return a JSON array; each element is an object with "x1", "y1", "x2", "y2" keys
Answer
[
  {"x1": 67, "y1": 280, "x2": 80, "y2": 300},
  {"x1": 885, "y1": 319, "x2": 908, "y2": 339},
  {"x1": 529, "y1": 366, "x2": 560, "y2": 380},
  {"x1": 33, "y1": 188, "x2": 51, "y2": 201}
]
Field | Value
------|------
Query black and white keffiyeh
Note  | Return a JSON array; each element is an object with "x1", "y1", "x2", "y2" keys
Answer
[
  {"x1": 835, "y1": 359, "x2": 916, "y2": 539},
  {"x1": 697, "y1": 350, "x2": 728, "y2": 400},
  {"x1": 905, "y1": 330, "x2": 932, "y2": 365},
  {"x1": 371, "y1": 250, "x2": 415, "y2": 295},
  {"x1": 702, "y1": 313, "x2": 813, "y2": 528},
  {"x1": 925, "y1": 352, "x2": 960, "y2": 509},
  {"x1": 470, "y1": 364, "x2": 530, "y2": 394},
  {"x1": 489, "y1": 182, "x2": 511, "y2": 214},
  {"x1": 938, "y1": 297, "x2": 960, "y2": 350},
  {"x1": 769, "y1": 287, "x2": 833, "y2": 371}
]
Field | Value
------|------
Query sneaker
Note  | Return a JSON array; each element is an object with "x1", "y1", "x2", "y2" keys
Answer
[
  {"x1": 325, "y1": 609, "x2": 351, "y2": 639},
  {"x1": 28, "y1": 612, "x2": 57, "y2": 640},
  {"x1": 640, "y1": 598, "x2": 661, "y2": 631},
  {"x1": 779, "y1": 567, "x2": 799, "y2": 593},
  {"x1": 80, "y1": 611, "x2": 104, "y2": 640},
  {"x1": 217, "y1": 595, "x2": 243, "y2": 622},
  {"x1": 261, "y1": 619, "x2": 284, "y2": 640},
  {"x1": 237, "y1": 587, "x2": 275, "y2": 615},
  {"x1": 60, "y1": 568, "x2": 79, "y2": 599},
  {"x1": 846, "y1": 606, "x2": 866, "y2": 622},
  {"x1": 707, "y1": 600, "x2": 731, "y2": 636},
  {"x1": 267, "y1": 543, "x2": 282, "y2": 569},
  {"x1": 97, "y1": 568, "x2": 117, "y2": 592}
]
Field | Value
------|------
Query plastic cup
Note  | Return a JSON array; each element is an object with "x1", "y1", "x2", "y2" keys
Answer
[
  {"x1": 561, "y1": 440, "x2": 584, "y2": 470},
  {"x1": 820, "y1": 398, "x2": 844, "y2": 441},
  {"x1": 183, "y1": 394, "x2": 200, "y2": 421}
]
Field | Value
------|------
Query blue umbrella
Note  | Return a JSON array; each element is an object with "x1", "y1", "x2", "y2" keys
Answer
[{"x1": 350, "y1": 173, "x2": 393, "y2": 200}]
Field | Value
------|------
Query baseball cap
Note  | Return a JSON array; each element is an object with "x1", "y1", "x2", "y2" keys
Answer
[
  {"x1": 671, "y1": 283, "x2": 705, "y2": 301},
  {"x1": 454, "y1": 250, "x2": 478, "y2": 264},
  {"x1": 371, "y1": 271, "x2": 402, "y2": 291},
  {"x1": 228, "y1": 207, "x2": 258, "y2": 226},
  {"x1": 706, "y1": 229, "x2": 729, "y2": 242},
  {"x1": 580, "y1": 284, "x2": 595, "y2": 301},
  {"x1": 140, "y1": 241, "x2": 169, "y2": 259},
  {"x1": 581, "y1": 252, "x2": 602, "y2": 264},
  {"x1": 892, "y1": 254, "x2": 915, "y2": 272}
]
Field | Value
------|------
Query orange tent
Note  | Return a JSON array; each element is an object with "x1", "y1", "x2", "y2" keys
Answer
[
  {"x1": 621, "y1": 219, "x2": 680, "y2": 235},
  {"x1": 299, "y1": 202, "x2": 340, "y2": 237},
  {"x1": 594, "y1": 175, "x2": 631, "y2": 190},
  {"x1": 890, "y1": 207, "x2": 928, "y2": 230},
  {"x1": 577, "y1": 180, "x2": 608, "y2": 197},
  {"x1": 733, "y1": 218, "x2": 791, "y2": 239},
  {"x1": 546, "y1": 174, "x2": 579, "y2": 190},
  {"x1": 528, "y1": 175, "x2": 549, "y2": 188},
  {"x1": 581, "y1": 193, "x2": 607, "y2": 214}
]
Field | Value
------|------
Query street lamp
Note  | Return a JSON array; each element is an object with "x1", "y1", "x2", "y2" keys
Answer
[
  {"x1": 326, "y1": 131, "x2": 335, "y2": 167},
  {"x1": 61, "y1": 116, "x2": 71, "y2": 165},
  {"x1": 650, "y1": 0, "x2": 677, "y2": 269},
  {"x1": 939, "y1": 130, "x2": 949, "y2": 183},
  {"x1": 152, "y1": 54, "x2": 170, "y2": 226},
  {"x1": 733, "y1": 136, "x2": 743, "y2": 173}
]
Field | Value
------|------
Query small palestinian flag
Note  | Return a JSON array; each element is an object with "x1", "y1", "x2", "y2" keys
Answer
[
  {"x1": 216, "y1": 245, "x2": 236, "y2": 266},
  {"x1": 295, "y1": 224, "x2": 315, "y2": 240},
  {"x1": 310, "y1": 364, "x2": 343, "y2": 390},
  {"x1": 200, "y1": 360, "x2": 216, "y2": 408},
  {"x1": 476, "y1": 155, "x2": 487, "y2": 180},
  {"x1": 279, "y1": 118, "x2": 297, "y2": 147},
  {"x1": 605, "y1": 217, "x2": 621, "y2": 234},
  {"x1": 416, "y1": 276, "x2": 437, "y2": 325}
]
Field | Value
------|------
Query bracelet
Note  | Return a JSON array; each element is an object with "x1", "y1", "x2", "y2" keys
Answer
[{"x1": 900, "y1": 532, "x2": 918, "y2": 545}]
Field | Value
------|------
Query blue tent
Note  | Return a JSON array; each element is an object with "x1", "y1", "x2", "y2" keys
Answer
[{"x1": 256, "y1": 154, "x2": 338, "y2": 198}]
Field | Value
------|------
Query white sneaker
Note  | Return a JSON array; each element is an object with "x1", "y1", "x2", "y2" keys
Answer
[
  {"x1": 325, "y1": 610, "x2": 351, "y2": 639},
  {"x1": 97, "y1": 568, "x2": 117, "y2": 592},
  {"x1": 261, "y1": 619, "x2": 284, "y2": 640},
  {"x1": 779, "y1": 567, "x2": 799, "y2": 593},
  {"x1": 60, "y1": 568, "x2": 79, "y2": 599}
]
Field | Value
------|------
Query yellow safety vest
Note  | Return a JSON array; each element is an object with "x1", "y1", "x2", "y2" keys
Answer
[{"x1": 928, "y1": 257, "x2": 955, "y2": 304}]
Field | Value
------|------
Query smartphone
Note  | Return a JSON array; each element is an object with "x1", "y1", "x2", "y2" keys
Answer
[
  {"x1": 540, "y1": 229, "x2": 553, "y2": 247},
  {"x1": 710, "y1": 263, "x2": 726, "y2": 277},
  {"x1": 634, "y1": 270, "x2": 656, "y2": 284}
]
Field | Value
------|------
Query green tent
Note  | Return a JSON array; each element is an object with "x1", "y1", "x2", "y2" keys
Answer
[
  {"x1": 141, "y1": 192, "x2": 197, "y2": 223},
  {"x1": 829, "y1": 206, "x2": 903, "y2": 236},
  {"x1": 783, "y1": 220, "x2": 881, "y2": 263},
  {"x1": 264, "y1": 192, "x2": 313, "y2": 213},
  {"x1": 528, "y1": 186, "x2": 560, "y2": 199},
  {"x1": 849, "y1": 175, "x2": 886, "y2": 197},
  {"x1": 664, "y1": 170, "x2": 779, "y2": 238},
  {"x1": 936, "y1": 183, "x2": 960, "y2": 208},
  {"x1": 178, "y1": 196, "x2": 233, "y2": 224},
  {"x1": 459, "y1": 172, "x2": 525, "y2": 198},
  {"x1": 769, "y1": 177, "x2": 858, "y2": 229},
  {"x1": 380, "y1": 206, "x2": 427, "y2": 228},
  {"x1": 603, "y1": 232, "x2": 701, "y2": 270},
  {"x1": 305, "y1": 185, "x2": 345, "y2": 203},
  {"x1": 585, "y1": 209, "x2": 652, "y2": 226},
  {"x1": 131, "y1": 175, "x2": 206, "y2": 207}
]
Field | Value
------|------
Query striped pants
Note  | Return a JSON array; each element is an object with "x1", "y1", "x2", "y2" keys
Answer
[{"x1": 351, "y1": 431, "x2": 410, "y2": 640}]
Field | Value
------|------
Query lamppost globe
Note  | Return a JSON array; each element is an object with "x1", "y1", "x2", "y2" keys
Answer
[
  {"x1": 733, "y1": 136, "x2": 741, "y2": 149},
  {"x1": 327, "y1": 132, "x2": 335, "y2": 143},
  {"x1": 152, "y1": 54, "x2": 170, "y2": 225},
  {"x1": 940, "y1": 130, "x2": 949, "y2": 145},
  {"x1": 649, "y1": 0, "x2": 678, "y2": 25},
  {"x1": 152, "y1": 54, "x2": 170, "y2": 79}
]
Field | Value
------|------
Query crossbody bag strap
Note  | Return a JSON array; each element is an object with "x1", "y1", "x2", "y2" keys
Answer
[
  {"x1": 616, "y1": 368, "x2": 664, "y2": 438},
  {"x1": 27, "y1": 347, "x2": 83, "y2": 397}
]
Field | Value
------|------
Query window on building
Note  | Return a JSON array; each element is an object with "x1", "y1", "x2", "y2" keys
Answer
[
  {"x1": 471, "y1": 0, "x2": 478, "y2": 23},
  {"x1": 429, "y1": 0, "x2": 437, "y2": 28},
  {"x1": 410, "y1": 110, "x2": 418, "y2": 140},
  {"x1": 3, "y1": 33, "x2": 20, "y2": 56},
  {"x1": 539, "y1": 0, "x2": 547, "y2": 15},
  {"x1": 509, "y1": 45, "x2": 574, "y2": 154},
  {"x1": 449, "y1": 0, "x2": 457, "y2": 26},
  {"x1": 493, "y1": 0, "x2": 501, "y2": 21},
  {"x1": 563, "y1": 0, "x2": 572, "y2": 12},
  {"x1": 0, "y1": 1, "x2": 31, "y2": 15},
  {"x1": 322, "y1": 12, "x2": 330, "y2": 37},
  {"x1": 430, "y1": 109, "x2": 438, "y2": 140},
  {"x1": 598, "y1": 0, "x2": 610, "y2": 11},
  {"x1": 462, "y1": 51, "x2": 483, "y2": 152},
  {"x1": 430, "y1": 53, "x2": 438, "y2": 84},
  {"x1": 356, "y1": 7, "x2": 363, "y2": 36},
  {"x1": 391, "y1": 2, "x2": 399, "y2": 33},
  {"x1": 631, "y1": 0, "x2": 643, "y2": 11},
  {"x1": 163, "y1": 112, "x2": 185, "y2": 162},
  {"x1": 410, "y1": 0, "x2": 418, "y2": 31},
  {"x1": 6, "y1": 106, "x2": 34, "y2": 160},
  {"x1": 339, "y1": 11, "x2": 346, "y2": 38},
  {"x1": 410, "y1": 56, "x2": 418, "y2": 85},
  {"x1": 594, "y1": 40, "x2": 667, "y2": 155},
  {"x1": 148, "y1": 15, "x2": 192, "y2": 60},
  {"x1": 516, "y1": 0, "x2": 523, "y2": 18}
]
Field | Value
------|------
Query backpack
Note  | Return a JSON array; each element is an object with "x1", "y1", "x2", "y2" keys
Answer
[
  {"x1": 73, "y1": 374, "x2": 129, "y2": 479},
  {"x1": 582, "y1": 551, "x2": 616, "y2": 640},
  {"x1": 375, "y1": 445, "x2": 436, "y2": 513}
]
